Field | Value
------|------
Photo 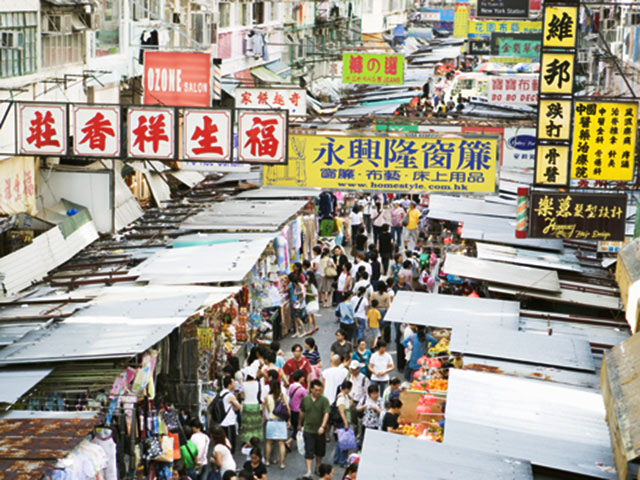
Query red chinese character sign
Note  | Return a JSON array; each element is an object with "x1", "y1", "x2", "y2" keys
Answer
[
  {"x1": 487, "y1": 74, "x2": 538, "y2": 105},
  {"x1": 127, "y1": 108, "x2": 175, "y2": 159},
  {"x1": 342, "y1": 53, "x2": 404, "y2": 85},
  {"x1": 73, "y1": 106, "x2": 120, "y2": 157},
  {"x1": 235, "y1": 87, "x2": 307, "y2": 116},
  {"x1": 183, "y1": 110, "x2": 232, "y2": 161},
  {"x1": 237, "y1": 111, "x2": 287, "y2": 164},
  {"x1": 19, "y1": 104, "x2": 66, "y2": 155}
]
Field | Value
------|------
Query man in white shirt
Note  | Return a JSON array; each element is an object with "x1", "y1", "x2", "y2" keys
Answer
[
  {"x1": 350, "y1": 254, "x2": 372, "y2": 279},
  {"x1": 360, "y1": 192, "x2": 374, "y2": 235},
  {"x1": 368, "y1": 341, "x2": 395, "y2": 395},
  {"x1": 347, "y1": 360, "x2": 370, "y2": 432},
  {"x1": 220, "y1": 376, "x2": 242, "y2": 454},
  {"x1": 189, "y1": 420, "x2": 210, "y2": 469},
  {"x1": 350, "y1": 287, "x2": 369, "y2": 343},
  {"x1": 322, "y1": 354, "x2": 348, "y2": 405},
  {"x1": 353, "y1": 272, "x2": 373, "y2": 299}
]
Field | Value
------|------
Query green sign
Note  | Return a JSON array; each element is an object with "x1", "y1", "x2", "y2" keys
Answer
[
  {"x1": 342, "y1": 53, "x2": 404, "y2": 85},
  {"x1": 374, "y1": 123, "x2": 419, "y2": 132},
  {"x1": 490, "y1": 33, "x2": 541, "y2": 58}
]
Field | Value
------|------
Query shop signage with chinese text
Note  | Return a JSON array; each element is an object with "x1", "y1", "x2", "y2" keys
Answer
[
  {"x1": 529, "y1": 192, "x2": 627, "y2": 241},
  {"x1": 264, "y1": 134, "x2": 499, "y2": 193},
  {"x1": 467, "y1": 20, "x2": 541, "y2": 38},
  {"x1": 342, "y1": 53, "x2": 404, "y2": 85},
  {"x1": 235, "y1": 87, "x2": 306, "y2": 116},
  {"x1": 490, "y1": 32, "x2": 541, "y2": 58},
  {"x1": 477, "y1": 0, "x2": 529, "y2": 19},
  {"x1": 468, "y1": 39, "x2": 491, "y2": 55},
  {"x1": 571, "y1": 101, "x2": 637, "y2": 181},
  {"x1": 143, "y1": 51, "x2": 212, "y2": 107},
  {"x1": 12, "y1": 101, "x2": 288, "y2": 165},
  {"x1": 487, "y1": 74, "x2": 538, "y2": 105}
]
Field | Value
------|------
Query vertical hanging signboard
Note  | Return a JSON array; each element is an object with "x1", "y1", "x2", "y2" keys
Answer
[{"x1": 533, "y1": 2, "x2": 578, "y2": 187}]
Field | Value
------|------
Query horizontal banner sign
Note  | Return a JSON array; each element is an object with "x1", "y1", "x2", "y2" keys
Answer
[
  {"x1": 487, "y1": 74, "x2": 538, "y2": 105},
  {"x1": 235, "y1": 87, "x2": 307, "y2": 116},
  {"x1": 342, "y1": 53, "x2": 404, "y2": 85},
  {"x1": 468, "y1": 20, "x2": 542, "y2": 38},
  {"x1": 490, "y1": 32, "x2": 541, "y2": 57},
  {"x1": 13, "y1": 102, "x2": 288, "y2": 164},
  {"x1": 264, "y1": 133, "x2": 499, "y2": 193},
  {"x1": 529, "y1": 192, "x2": 627, "y2": 241}
]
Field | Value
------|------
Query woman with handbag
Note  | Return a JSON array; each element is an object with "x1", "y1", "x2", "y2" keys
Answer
[
  {"x1": 209, "y1": 426, "x2": 236, "y2": 480},
  {"x1": 332, "y1": 381, "x2": 354, "y2": 468},
  {"x1": 320, "y1": 248, "x2": 337, "y2": 308},
  {"x1": 264, "y1": 379, "x2": 290, "y2": 469}
]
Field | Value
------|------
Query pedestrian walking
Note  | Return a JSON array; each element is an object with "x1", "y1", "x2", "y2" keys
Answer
[
  {"x1": 368, "y1": 341, "x2": 395, "y2": 394},
  {"x1": 336, "y1": 293, "x2": 356, "y2": 343},
  {"x1": 298, "y1": 380, "x2": 331, "y2": 479},
  {"x1": 210, "y1": 426, "x2": 236, "y2": 479},
  {"x1": 332, "y1": 381, "x2": 353, "y2": 467},
  {"x1": 390, "y1": 201, "x2": 406, "y2": 247},
  {"x1": 264, "y1": 379, "x2": 290, "y2": 469}
]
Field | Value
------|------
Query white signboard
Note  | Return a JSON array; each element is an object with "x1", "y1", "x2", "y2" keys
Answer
[
  {"x1": 487, "y1": 74, "x2": 538, "y2": 105},
  {"x1": 503, "y1": 127, "x2": 536, "y2": 169},
  {"x1": 127, "y1": 107, "x2": 175, "y2": 159},
  {"x1": 237, "y1": 110, "x2": 287, "y2": 164},
  {"x1": 235, "y1": 87, "x2": 306, "y2": 116},
  {"x1": 180, "y1": 162, "x2": 252, "y2": 173},
  {"x1": 73, "y1": 106, "x2": 120, "y2": 157},
  {"x1": 183, "y1": 109, "x2": 232, "y2": 161},
  {"x1": 19, "y1": 104, "x2": 67, "y2": 155}
]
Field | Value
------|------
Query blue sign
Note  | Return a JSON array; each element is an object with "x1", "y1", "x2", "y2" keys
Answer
[{"x1": 508, "y1": 134, "x2": 536, "y2": 151}]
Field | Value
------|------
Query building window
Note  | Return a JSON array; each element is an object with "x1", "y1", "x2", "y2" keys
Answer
[
  {"x1": 133, "y1": 0, "x2": 161, "y2": 22},
  {"x1": 253, "y1": 2, "x2": 265, "y2": 25},
  {"x1": 241, "y1": 3, "x2": 251, "y2": 26},
  {"x1": 269, "y1": 1, "x2": 279, "y2": 22},
  {"x1": 0, "y1": 12, "x2": 37, "y2": 78},
  {"x1": 219, "y1": 2, "x2": 231, "y2": 28},
  {"x1": 41, "y1": 12, "x2": 84, "y2": 68},
  {"x1": 95, "y1": 0, "x2": 120, "y2": 56}
]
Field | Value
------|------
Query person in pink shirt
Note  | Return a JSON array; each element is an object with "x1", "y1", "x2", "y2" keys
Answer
[
  {"x1": 390, "y1": 201, "x2": 406, "y2": 247},
  {"x1": 285, "y1": 370, "x2": 308, "y2": 451}
]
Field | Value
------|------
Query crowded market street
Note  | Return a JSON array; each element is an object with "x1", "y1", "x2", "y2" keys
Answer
[{"x1": 1, "y1": 1, "x2": 640, "y2": 480}]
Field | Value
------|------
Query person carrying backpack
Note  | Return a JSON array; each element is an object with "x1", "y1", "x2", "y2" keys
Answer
[{"x1": 210, "y1": 376, "x2": 241, "y2": 454}]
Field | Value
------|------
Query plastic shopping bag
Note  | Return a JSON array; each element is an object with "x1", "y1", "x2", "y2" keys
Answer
[
  {"x1": 337, "y1": 428, "x2": 357, "y2": 451},
  {"x1": 296, "y1": 430, "x2": 305, "y2": 456}
]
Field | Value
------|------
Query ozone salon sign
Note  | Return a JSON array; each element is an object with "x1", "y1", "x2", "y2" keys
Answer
[{"x1": 144, "y1": 51, "x2": 212, "y2": 107}]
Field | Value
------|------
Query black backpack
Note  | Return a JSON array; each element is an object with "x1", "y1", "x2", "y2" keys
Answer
[{"x1": 209, "y1": 391, "x2": 230, "y2": 424}]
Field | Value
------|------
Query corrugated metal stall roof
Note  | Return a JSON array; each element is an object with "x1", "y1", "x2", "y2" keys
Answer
[
  {"x1": 235, "y1": 186, "x2": 321, "y2": 199},
  {"x1": 600, "y1": 333, "x2": 640, "y2": 479},
  {"x1": 0, "y1": 411, "x2": 99, "y2": 480},
  {"x1": 488, "y1": 285, "x2": 624, "y2": 311},
  {"x1": 0, "y1": 286, "x2": 236, "y2": 365},
  {"x1": 476, "y1": 243, "x2": 583, "y2": 273},
  {"x1": 445, "y1": 369, "x2": 616, "y2": 479},
  {"x1": 384, "y1": 291, "x2": 520, "y2": 331},
  {"x1": 181, "y1": 199, "x2": 309, "y2": 232},
  {"x1": 359, "y1": 429, "x2": 533, "y2": 480},
  {"x1": 130, "y1": 238, "x2": 272, "y2": 285},
  {"x1": 0, "y1": 368, "x2": 53, "y2": 407},
  {"x1": 429, "y1": 195, "x2": 516, "y2": 218},
  {"x1": 449, "y1": 327, "x2": 595, "y2": 372},
  {"x1": 443, "y1": 254, "x2": 561, "y2": 293}
]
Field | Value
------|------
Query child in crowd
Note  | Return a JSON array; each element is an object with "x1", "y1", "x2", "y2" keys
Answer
[{"x1": 366, "y1": 299, "x2": 381, "y2": 350}]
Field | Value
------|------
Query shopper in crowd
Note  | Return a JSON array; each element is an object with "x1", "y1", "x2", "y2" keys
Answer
[
  {"x1": 179, "y1": 426, "x2": 198, "y2": 479},
  {"x1": 243, "y1": 447, "x2": 268, "y2": 480},
  {"x1": 382, "y1": 377, "x2": 402, "y2": 406},
  {"x1": 366, "y1": 298, "x2": 381, "y2": 350},
  {"x1": 304, "y1": 337, "x2": 322, "y2": 369},
  {"x1": 353, "y1": 270, "x2": 373, "y2": 300},
  {"x1": 368, "y1": 341, "x2": 394, "y2": 394},
  {"x1": 219, "y1": 376, "x2": 241, "y2": 454},
  {"x1": 286, "y1": 369, "x2": 308, "y2": 452},
  {"x1": 241, "y1": 436, "x2": 262, "y2": 463},
  {"x1": 401, "y1": 326, "x2": 438, "y2": 381},
  {"x1": 349, "y1": 205, "x2": 363, "y2": 255},
  {"x1": 210, "y1": 426, "x2": 236, "y2": 479},
  {"x1": 388, "y1": 252, "x2": 404, "y2": 282},
  {"x1": 335, "y1": 262, "x2": 353, "y2": 305},
  {"x1": 354, "y1": 227, "x2": 368, "y2": 257},
  {"x1": 320, "y1": 248, "x2": 338, "y2": 308},
  {"x1": 390, "y1": 200, "x2": 406, "y2": 247},
  {"x1": 222, "y1": 471, "x2": 237, "y2": 480},
  {"x1": 283, "y1": 344, "x2": 312, "y2": 387},
  {"x1": 318, "y1": 463, "x2": 334, "y2": 480},
  {"x1": 322, "y1": 354, "x2": 348, "y2": 406},
  {"x1": 237, "y1": 471, "x2": 252, "y2": 480},
  {"x1": 350, "y1": 253, "x2": 372, "y2": 279},
  {"x1": 270, "y1": 341, "x2": 285, "y2": 369},
  {"x1": 240, "y1": 371, "x2": 264, "y2": 444},
  {"x1": 369, "y1": 249, "x2": 382, "y2": 289},
  {"x1": 331, "y1": 246, "x2": 349, "y2": 271},
  {"x1": 397, "y1": 273, "x2": 413, "y2": 292},
  {"x1": 346, "y1": 359, "x2": 370, "y2": 436},
  {"x1": 264, "y1": 379, "x2": 290, "y2": 469},
  {"x1": 378, "y1": 224, "x2": 394, "y2": 274},
  {"x1": 289, "y1": 273, "x2": 307, "y2": 338},
  {"x1": 370, "y1": 282, "x2": 391, "y2": 344},
  {"x1": 381, "y1": 398, "x2": 403, "y2": 432},
  {"x1": 342, "y1": 463, "x2": 358, "y2": 480},
  {"x1": 305, "y1": 271, "x2": 320, "y2": 335},
  {"x1": 336, "y1": 293, "x2": 356, "y2": 343},
  {"x1": 357, "y1": 384, "x2": 385, "y2": 444},
  {"x1": 360, "y1": 192, "x2": 374, "y2": 235},
  {"x1": 299, "y1": 379, "x2": 331, "y2": 479},
  {"x1": 351, "y1": 287, "x2": 369, "y2": 344},
  {"x1": 172, "y1": 461, "x2": 193, "y2": 480},
  {"x1": 310, "y1": 244, "x2": 323, "y2": 279},
  {"x1": 371, "y1": 202, "x2": 386, "y2": 246},
  {"x1": 189, "y1": 420, "x2": 210, "y2": 476},
  {"x1": 351, "y1": 340, "x2": 371, "y2": 378},
  {"x1": 333, "y1": 381, "x2": 354, "y2": 468},
  {"x1": 330, "y1": 329, "x2": 353, "y2": 364},
  {"x1": 405, "y1": 202, "x2": 421, "y2": 250}
]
